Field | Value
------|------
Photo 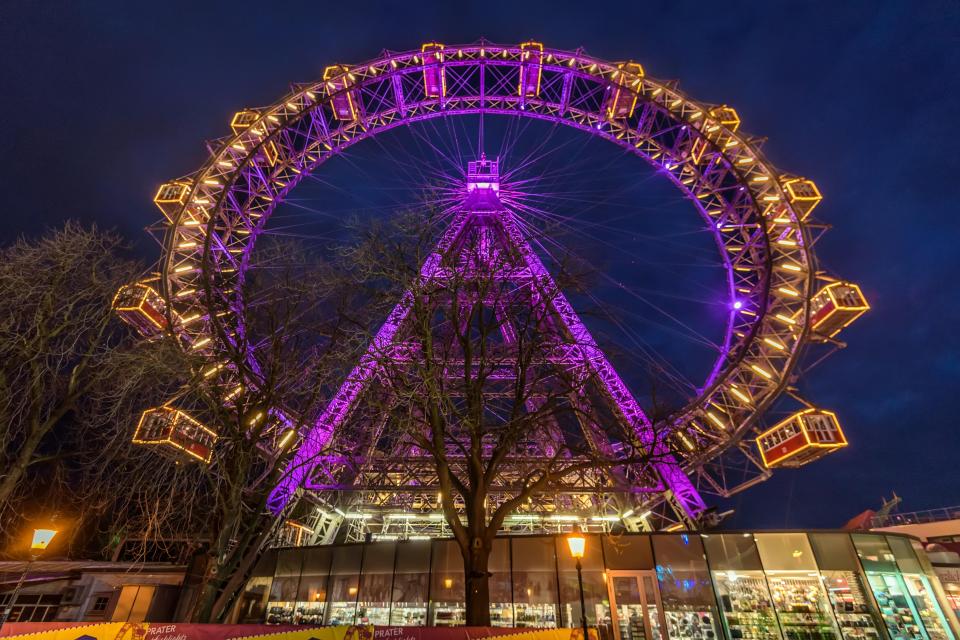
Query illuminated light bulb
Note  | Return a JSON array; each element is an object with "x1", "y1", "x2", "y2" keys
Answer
[
  {"x1": 31, "y1": 529, "x2": 58, "y2": 550},
  {"x1": 277, "y1": 429, "x2": 296, "y2": 450},
  {"x1": 751, "y1": 364, "x2": 774, "y2": 380},
  {"x1": 764, "y1": 338, "x2": 787, "y2": 351},
  {"x1": 566, "y1": 534, "x2": 586, "y2": 559}
]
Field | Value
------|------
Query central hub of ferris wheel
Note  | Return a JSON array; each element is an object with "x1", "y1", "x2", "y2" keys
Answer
[
  {"x1": 466, "y1": 154, "x2": 500, "y2": 193},
  {"x1": 464, "y1": 155, "x2": 504, "y2": 218}
]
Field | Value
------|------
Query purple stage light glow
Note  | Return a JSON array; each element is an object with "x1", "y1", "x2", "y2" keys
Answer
[{"x1": 733, "y1": 300, "x2": 743, "y2": 310}]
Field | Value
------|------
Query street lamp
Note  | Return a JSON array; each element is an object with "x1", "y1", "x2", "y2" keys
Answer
[
  {"x1": 0, "y1": 528, "x2": 58, "y2": 626},
  {"x1": 30, "y1": 530, "x2": 57, "y2": 551},
  {"x1": 566, "y1": 534, "x2": 590, "y2": 640}
]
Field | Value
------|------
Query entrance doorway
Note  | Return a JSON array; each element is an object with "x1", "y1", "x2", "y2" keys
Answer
[{"x1": 607, "y1": 571, "x2": 666, "y2": 640}]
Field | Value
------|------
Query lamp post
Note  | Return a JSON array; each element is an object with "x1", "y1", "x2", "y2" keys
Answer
[
  {"x1": 567, "y1": 534, "x2": 590, "y2": 640},
  {"x1": 0, "y1": 529, "x2": 58, "y2": 627}
]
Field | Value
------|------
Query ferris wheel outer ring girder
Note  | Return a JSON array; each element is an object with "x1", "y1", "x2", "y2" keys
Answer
[{"x1": 157, "y1": 42, "x2": 819, "y2": 494}]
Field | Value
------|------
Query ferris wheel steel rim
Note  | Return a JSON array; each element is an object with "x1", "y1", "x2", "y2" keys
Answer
[{"x1": 157, "y1": 42, "x2": 817, "y2": 481}]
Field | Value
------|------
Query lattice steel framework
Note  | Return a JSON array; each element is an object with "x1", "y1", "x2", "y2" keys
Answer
[{"x1": 137, "y1": 41, "x2": 866, "y2": 532}]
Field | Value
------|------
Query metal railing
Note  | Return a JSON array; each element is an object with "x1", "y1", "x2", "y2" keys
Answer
[{"x1": 871, "y1": 506, "x2": 960, "y2": 528}]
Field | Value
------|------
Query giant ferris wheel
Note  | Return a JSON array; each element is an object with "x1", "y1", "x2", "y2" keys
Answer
[{"x1": 114, "y1": 41, "x2": 869, "y2": 540}]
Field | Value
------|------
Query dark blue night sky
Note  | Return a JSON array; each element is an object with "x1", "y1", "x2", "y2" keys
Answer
[{"x1": 2, "y1": 1, "x2": 959, "y2": 529}]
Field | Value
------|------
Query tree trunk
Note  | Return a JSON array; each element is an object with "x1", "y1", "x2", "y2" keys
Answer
[
  {"x1": 188, "y1": 512, "x2": 273, "y2": 623},
  {"x1": 191, "y1": 581, "x2": 220, "y2": 622},
  {"x1": 189, "y1": 553, "x2": 234, "y2": 622},
  {"x1": 463, "y1": 537, "x2": 492, "y2": 626},
  {"x1": 208, "y1": 517, "x2": 276, "y2": 622},
  {"x1": 172, "y1": 550, "x2": 211, "y2": 621}
]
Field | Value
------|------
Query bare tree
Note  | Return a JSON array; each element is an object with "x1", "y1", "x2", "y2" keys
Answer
[
  {"x1": 85, "y1": 237, "x2": 359, "y2": 623},
  {"x1": 0, "y1": 223, "x2": 355, "y2": 620},
  {"x1": 326, "y1": 207, "x2": 674, "y2": 625},
  {"x1": 0, "y1": 223, "x2": 160, "y2": 545}
]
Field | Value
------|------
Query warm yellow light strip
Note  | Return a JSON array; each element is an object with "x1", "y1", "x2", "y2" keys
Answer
[
  {"x1": 706, "y1": 411, "x2": 727, "y2": 430},
  {"x1": 751, "y1": 364, "x2": 774, "y2": 380},
  {"x1": 729, "y1": 386, "x2": 752, "y2": 404}
]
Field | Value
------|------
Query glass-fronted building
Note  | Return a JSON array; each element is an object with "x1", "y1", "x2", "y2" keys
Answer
[{"x1": 236, "y1": 531, "x2": 959, "y2": 640}]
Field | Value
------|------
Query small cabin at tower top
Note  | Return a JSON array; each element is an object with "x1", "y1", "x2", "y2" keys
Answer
[{"x1": 467, "y1": 155, "x2": 499, "y2": 192}]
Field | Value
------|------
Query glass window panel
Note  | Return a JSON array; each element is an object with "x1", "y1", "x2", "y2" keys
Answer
[
  {"x1": 267, "y1": 548, "x2": 303, "y2": 624},
  {"x1": 703, "y1": 533, "x2": 764, "y2": 572},
  {"x1": 756, "y1": 534, "x2": 841, "y2": 638},
  {"x1": 431, "y1": 539, "x2": 465, "y2": 626},
  {"x1": 886, "y1": 536, "x2": 923, "y2": 575},
  {"x1": 910, "y1": 540, "x2": 947, "y2": 580},
  {"x1": 512, "y1": 536, "x2": 559, "y2": 628},
  {"x1": 755, "y1": 533, "x2": 819, "y2": 572},
  {"x1": 852, "y1": 534, "x2": 898, "y2": 573},
  {"x1": 884, "y1": 538, "x2": 953, "y2": 640},
  {"x1": 489, "y1": 538, "x2": 514, "y2": 627},
  {"x1": 705, "y1": 534, "x2": 781, "y2": 640},
  {"x1": 910, "y1": 540, "x2": 960, "y2": 635},
  {"x1": 603, "y1": 535, "x2": 654, "y2": 571},
  {"x1": 390, "y1": 540, "x2": 431, "y2": 626},
  {"x1": 327, "y1": 544, "x2": 362, "y2": 625},
  {"x1": 855, "y1": 535, "x2": 941, "y2": 640},
  {"x1": 653, "y1": 534, "x2": 715, "y2": 608},
  {"x1": 290, "y1": 547, "x2": 330, "y2": 624},
  {"x1": 809, "y1": 532, "x2": 885, "y2": 640},
  {"x1": 238, "y1": 576, "x2": 274, "y2": 623},
  {"x1": 938, "y1": 567, "x2": 960, "y2": 607},
  {"x1": 865, "y1": 571, "x2": 928, "y2": 640},
  {"x1": 809, "y1": 533, "x2": 861, "y2": 572},
  {"x1": 556, "y1": 534, "x2": 610, "y2": 630},
  {"x1": 938, "y1": 569, "x2": 960, "y2": 622},
  {"x1": 817, "y1": 570, "x2": 885, "y2": 640},
  {"x1": 357, "y1": 541, "x2": 395, "y2": 625},
  {"x1": 253, "y1": 549, "x2": 279, "y2": 577},
  {"x1": 651, "y1": 534, "x2": 721, "y2": 640},
  {"x1": 900, "y1": 574, "x2": 952, "y2": 640}
]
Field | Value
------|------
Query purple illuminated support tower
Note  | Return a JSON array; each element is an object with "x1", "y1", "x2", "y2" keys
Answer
[
  {"x1": 268, "y1": 156, "x2": 707, "y2": 523},
  {"x1": 266, "y1": 207, "x2": 474, "y2": 512}
]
